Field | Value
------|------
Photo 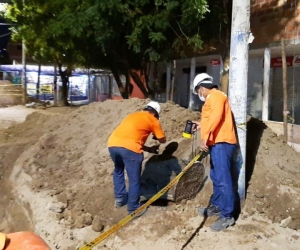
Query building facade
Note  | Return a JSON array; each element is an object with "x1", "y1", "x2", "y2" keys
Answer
[
  {"x1": 153, "y1": 0, "x2": 300, "y2": 150},
  {"x1": 3, "y1": 0, "x2": 300, "y2": 130}
]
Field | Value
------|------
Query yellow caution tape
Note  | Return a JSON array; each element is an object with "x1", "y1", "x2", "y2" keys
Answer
[
  {"x1": 236, "y1": 122, "x2": 247, "y2": 131},
  {"x1": 78, "y1": 151, "x2": 204, "y2": 250}
]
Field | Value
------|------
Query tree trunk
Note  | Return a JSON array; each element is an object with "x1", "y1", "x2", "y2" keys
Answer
[
  {"x1": 220, "y1": 55, "x2": 230, "y2": 94},
  {"x1": 109, "y1": 56, "x2": 151, "y2": 99},
  {"x1": 125, "y1": 70, "x2": 133, "y2": 98},
  {"x1": 143, "y1": 63, "x2": 154, "y2": 99},
  {"x1": 170, "y1": 60, "x2": 176, "y2": 102},
  {"x1": 110, "y1": 67, "x2": 129, "y2": 99},
  {"x1": 151, "y1": 62, "x2": 160, "y2": 99},
  {"x1": 21, "y1": 42, "x2": 27, "y2": 105},
  {"x1": 53, "y1": 63, "x2": 57, "y2": 106},
  {"x1": 36, "y1": 62, "x2": 41, "y2": 100},
  {"x1": 129, "y1": 69, "x2": 150, "y2": 98},
  {"x1": 220, "y1": 0, "x2": 232, "y2": 95},
  {"x1": 153, "y1": 62, "x2": 158, "y2": 90},
  {"x1": 58, "y1": 63, "x2": 70, "y2": 106},
  {"x1": 281, "y1": 39, "x2": 288, "y2": 143}
]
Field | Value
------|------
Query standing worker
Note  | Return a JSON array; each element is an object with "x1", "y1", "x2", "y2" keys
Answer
[
  {"x1": 192, "y1": 73, "x2": 237, "y2": 231},
  {"x1": 107, "y1": 101, "x2": 166, "y2": 217}
]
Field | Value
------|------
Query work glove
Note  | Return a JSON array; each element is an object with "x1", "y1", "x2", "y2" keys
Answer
[{"x1": 150, "y1": 145, "x2": 159, "y2": 154}]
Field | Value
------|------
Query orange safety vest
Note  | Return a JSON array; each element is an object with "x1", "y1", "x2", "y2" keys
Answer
[
  {"x1": 108, "y1": 111, "x2": 165, "y2": 153},
  {"x1": 200, "y1": 88, "x2": 237, "y2": 146}
]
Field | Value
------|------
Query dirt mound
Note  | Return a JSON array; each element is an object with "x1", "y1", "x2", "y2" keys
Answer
[
  {"x1": 6, "y1": 99, "x2": 200, "y2": 229},
  {"x1": 244, "y1": 117, "x2": 300, "y2": 229},
  {"x1": 1, "y1": 99, "x2": 300, "y2": 249}
]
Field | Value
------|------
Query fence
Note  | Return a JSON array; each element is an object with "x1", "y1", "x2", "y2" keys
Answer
[{"x1": 0, "y1": 81, "x2": 23, "y2": 105}]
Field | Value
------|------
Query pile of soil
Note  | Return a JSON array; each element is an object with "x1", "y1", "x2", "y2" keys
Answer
[
  {"x1": 0, "y1": 99, "x2": 299, "y2": 249},
  {"x1": 244, "y1": 117, "x2": 300, "y2": 229}
]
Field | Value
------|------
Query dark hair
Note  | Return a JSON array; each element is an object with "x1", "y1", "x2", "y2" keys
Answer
[
  {"x1": 200, "y1": 83, "x2": 218, "y2": 89},
  {"x1": 144, "y1": 106, "x2": 159, "y2": 119}
]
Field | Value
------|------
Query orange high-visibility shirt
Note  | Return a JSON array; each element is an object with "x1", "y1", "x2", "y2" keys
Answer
[
  {"x1": 108, "y1": 111, "x2": 165, "y2": 153},
  {"x1": 200, "y1": 88, "x2": 237, "y2": 146}
]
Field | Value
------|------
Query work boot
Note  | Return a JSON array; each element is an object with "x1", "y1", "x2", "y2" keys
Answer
[
  {"x1": 114, "y1": 196, "x2": 128, "y2": 208},
  {"x1": 128, "y1": 207, "x2": 148, "y2": 219},
  {"x1": 210, "y1": 217, "x2": 235, "y2": 232},
  {"x1": 198, "y1": 204, "x2": 220, "y2": 217},
  {"x1": 114, "y1": 201, "x2": 126, "y2": 208}
]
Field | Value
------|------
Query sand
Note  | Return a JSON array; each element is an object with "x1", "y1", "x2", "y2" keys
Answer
[{"x1": 0, "y1": 99, "x2": 299, "y2": 250}]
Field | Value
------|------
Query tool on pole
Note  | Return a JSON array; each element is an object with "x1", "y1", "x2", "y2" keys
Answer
[
  {"x1": 182, "y1": 120, "x2": 198, "y2": 157},
  {"x1": 182, "y1": 120, "x2": 197, "y2": 139},
  {"x1": 174, "y1": 120, "x2": 205, "y2": 202}
]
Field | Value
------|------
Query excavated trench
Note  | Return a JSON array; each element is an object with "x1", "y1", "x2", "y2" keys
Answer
[
  {"x1": 0, "y1": 144, "x2": 34, "y2": 233},
  {"x1": 0, "y1": 187, "x2": 34, "y2": 233},
  {"x1": 140, "y1": 149, "x2": 209, "y2": 204}
]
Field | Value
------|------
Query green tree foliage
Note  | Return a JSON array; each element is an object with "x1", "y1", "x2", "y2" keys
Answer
[{"x1": 6, "y1": 0, "x2": 229, "y2": 99}]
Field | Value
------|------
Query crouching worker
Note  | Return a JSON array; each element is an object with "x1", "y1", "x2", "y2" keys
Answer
[
  {"x1": 192, "y1": 73, "x2": 238, "y2": 232},
  {"x1": 107, "y1": 101, "x2": 166, "y2": 218},
  {"x1": 0, "y1": 231, "x2": 50, "y2": 250}
]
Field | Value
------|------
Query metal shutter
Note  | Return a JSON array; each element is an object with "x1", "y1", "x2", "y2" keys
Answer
[{"x1": 270, "y1": 67, "x2": 300, "y2": 124}]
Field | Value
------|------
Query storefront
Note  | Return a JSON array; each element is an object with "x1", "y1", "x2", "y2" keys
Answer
[{"x1": 269, "y1": 55, "x2": 300, "y2": 125}]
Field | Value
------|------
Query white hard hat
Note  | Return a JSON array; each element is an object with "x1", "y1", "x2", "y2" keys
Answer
[
  {"x1": 192, "y1": 73, "x2": 213, "y2": 94},
  {"x1": 145, "y1": 101, "x2": 161, "y2": 116}
]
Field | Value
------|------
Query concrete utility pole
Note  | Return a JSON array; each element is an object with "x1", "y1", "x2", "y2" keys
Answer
[
  {"x1": 188, "y1": 57, "x2": 196, "y2": 109},
  {"x1": 228, "y1": 0, "x2": 252, "y2": 202}
]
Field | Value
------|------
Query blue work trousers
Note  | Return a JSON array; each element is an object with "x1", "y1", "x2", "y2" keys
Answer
[
  {"x1": 108, "y1": 147, "x2": 144, "y2": 212},
  {"x1": 209, "y1": 142, "x2": 237, "y2": 218}
]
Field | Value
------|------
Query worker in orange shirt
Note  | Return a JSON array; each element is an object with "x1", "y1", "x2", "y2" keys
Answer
[
  {"x1": 192, "y1": 73, "x2": 237, "y2": 232},
  {"x1": 108, "y1": 101, "x2": 166, "y2": 217}
]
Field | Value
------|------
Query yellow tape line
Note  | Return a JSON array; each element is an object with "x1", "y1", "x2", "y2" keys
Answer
[
  {"x1": 78, "y1": 151, "x2": 204, "y2": 250},
  {"x1": 236, "y1": 122, "x2": 247, "y2": 131}
]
